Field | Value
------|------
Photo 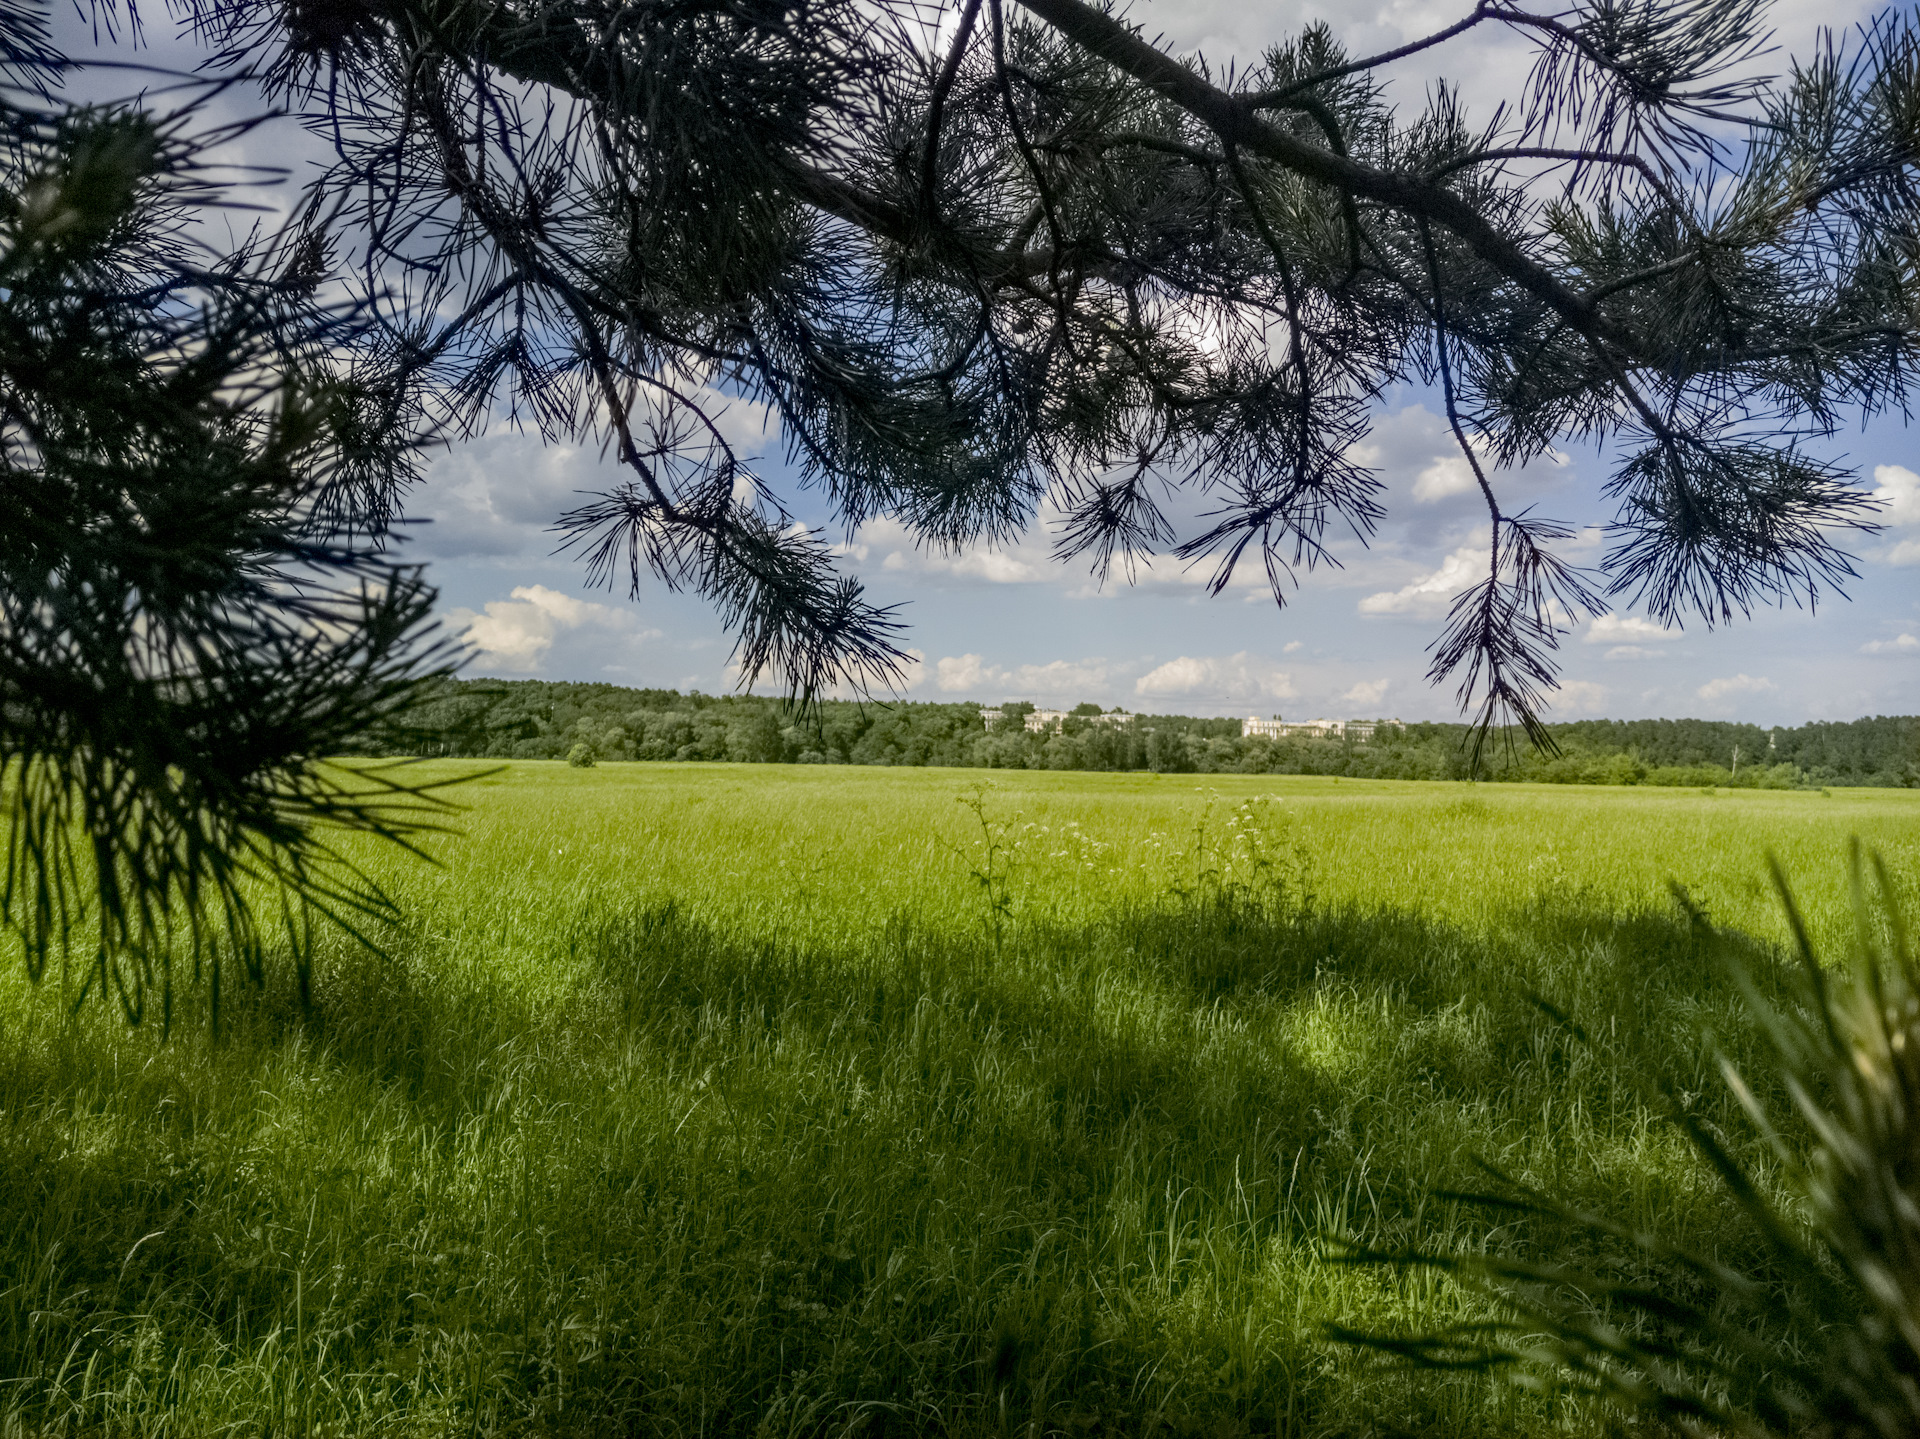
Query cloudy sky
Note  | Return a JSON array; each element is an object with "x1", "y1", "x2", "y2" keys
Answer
[
  {"x1": 416, "y1": 399, "x2": 1920, "y2": 725},
  {"x1": 64, "y1": 0, "x2": 1920, "y2": 723}
]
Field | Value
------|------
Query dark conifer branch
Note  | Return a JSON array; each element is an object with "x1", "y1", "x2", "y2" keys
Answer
[
  {"x1": 1009, "y1": 0, "x2": 1616, "y2": 341},
  {"x1": 51, "y1": 0, "x2": 1920, "y2": 768},
  {"x1": 922, "y1": 0, "x2": 986, "y2": 211},
  {"x1": 1247, "y1": 4, "x2": 1497, "y2": 109},
  {"x1": 0, "y1": 66, "x2": 467, "y2": 1025}
]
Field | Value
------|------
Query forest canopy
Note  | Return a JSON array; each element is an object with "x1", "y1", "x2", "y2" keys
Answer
[{"x1": 385, "y1": 680, "x2": 1920, "y2": 789}]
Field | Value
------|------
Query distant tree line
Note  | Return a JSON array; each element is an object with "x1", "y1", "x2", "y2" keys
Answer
[{"x1": 382, "y1": 682, "x2": 1919, "y2": 789}]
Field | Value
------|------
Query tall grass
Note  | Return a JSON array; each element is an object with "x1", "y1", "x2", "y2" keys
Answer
[
  {"x1": 1, "y1": 764, "x2": 1915, "y2": 1435},
  {"x1": 1338, "y1": 848, "x2": 1920, "y2": 1435}
]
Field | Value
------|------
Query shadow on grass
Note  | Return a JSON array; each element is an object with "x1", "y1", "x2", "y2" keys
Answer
[{"x1": 0, "y1": 890, "x2": 1800, "y2": 1438}]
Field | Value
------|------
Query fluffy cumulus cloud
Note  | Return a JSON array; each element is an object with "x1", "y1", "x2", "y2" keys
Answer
[
  {"x1": 1585, "y1": 615, "x2": 1673, "y2": 644},
  {"x1": 932, "y1": 654, "x2": 1111, "y2": 698},
  {"x1": 1357, "y1": 545, "x2": 1483, "y2": 618},
  {"x1": 888, "y1": 545, "x2": 1046, "y2": 584},
  {"x1": 1345, "y1": 407, "x2": 1570, "y2": 525},
  {"x1": 446, "y1": 585, "x2": 646, "y2": 673},
  {"x1": 1873, "y1": 466, "x2": 1920, "y2": 565},
  {"x1": 1863, "y1": 634, "x2": 1920, "y2": 655},
  {"x1": 411, "y1": 397, "x2": 779, "y2": 567},
  {"x1": 1584, "y1": 613, "x2": 1677, "y2": 660},
  {"x1": 1553, "y1": 680, "x2": 1611, "y2": 715},
  {"x1": 1341, "y1": 678, "x2": 1391, "y2": 709},
  {"x1": 1405, "y1": 441, "x2": 1566, "y2": 504},
  {"x1": 409, "y1": 436, "x2": 619, "y2": 563},
  {"x1": 1874, "y1": 464, "x2": 1920, "y2": 524},
  {"x1": 850, "y1": 513, "x2": 1238, "y2": 598},
  {"x1": 1411, "y1": 453, "x2": 1483, "y2": 503},
  {"x1": 845, "y1": 518, "x2": 1049, "y2": 586},
  {"x1": 933, "y1": 654, "x2": 990, "y2": 691},
  {"x1": 1698, "y1": 673, "x2": 1776, "y2": 702},
  {"x1": 1134, "y1": 652, "x2": 1294, "y2": 703}
]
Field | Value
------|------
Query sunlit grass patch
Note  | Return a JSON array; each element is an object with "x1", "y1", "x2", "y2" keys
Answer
[{"x1": 0, "y1": 765, "x2": 1914, "y2": 1435}]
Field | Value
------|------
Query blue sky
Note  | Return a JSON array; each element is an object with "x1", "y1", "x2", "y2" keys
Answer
[
  {"x1": 414, "y1": 387, "x2": 1920, "y2": 725},
  {"x1": 57, "y1": 0, "x2": 1920, "y2": 724}
]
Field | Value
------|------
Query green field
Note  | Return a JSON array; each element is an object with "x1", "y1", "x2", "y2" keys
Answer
[{"x1": 4, "y1": 765, "x2": 1917, "y2": 1436}]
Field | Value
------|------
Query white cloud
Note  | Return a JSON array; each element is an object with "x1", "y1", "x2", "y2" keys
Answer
[
  {"x1": 885, "y1": 546, "x2": 1045, "y2": 584},
  {"x1": 1149, "y1": 0, "x2": 1879, "y2": 140},
  {"x1": 1604, "y1": 645, "x2": 1664, "y2": 661},
  {"x1": 413, "y1": 395, "x2": 780, "y2": 568},
  {"x1": 1135, "y1": 652, "x2": 1294, "y2": 703},
  {"x1": 1871, "y1": 467, "x2": 1920, "y2": 564},
  {"x1": 1559, "y1": 525, "x2": 1607, "y2": 558},
  {"x1": 706, "y1": 393, "x2": 780, "y2": 457},
  {"x1": 1406, "y1": 440, "x2": 1565, "y2": 503},
  {"x1": 933, "y1": 654, "x2": 1110, "y2": 698},
  {"x1": 1358, "y1": 545, "x2": 1483, "y2": 618},
  {"x1": 1411, "y1": 453, "x2": 1483, "y2": 503},
  {"x1": 1354, "y1": 407, "x2": 1571, "y2": 526},
  {"x1": 1697, "y1": 673, "x2": 1775, "y2": 702},
  {"x1": 1862, "y1": 634, "x2": 1920, "y2": 655},
  {"x1": 412, "y1": 437, "x2": 608, "y2": 562},
  {"x1": 935, "y1": 654, "x2": 990, "y2": 692},
  {"x1": 1341, "y1": 678, "x2": 1390, "y2": 709},
  {"x1": 1283, "y1": 640, "x2": 1304, "y2": 654},
  {"x1": 447, "y1": 585, "x2": 643, "y2": 673},
  {"x1": 1553, "y1": 680, "x2": 1610, "y2": 715},
  {"x1": 1014, "y1": 659, "x2": 1112, "y2": 695},
  {"x1": 1873, "y1": 465, "x2": 1920, "y2": 526},
  {"x1": 1585, "y1": 614, "x2": 1675, "y2": 645},
  {"x1": 853, "y1": 517, "x2": 1049, "y2": 585}
]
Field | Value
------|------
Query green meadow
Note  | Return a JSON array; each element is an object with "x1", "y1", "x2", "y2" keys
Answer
[{"x1": 3, "y1": 764, "x2": 1917, "y2": 1436}]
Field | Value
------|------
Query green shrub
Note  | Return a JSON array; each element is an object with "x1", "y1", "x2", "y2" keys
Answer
[{"x1": 566, "y1": 742, "x2": 596, "y2": 768}]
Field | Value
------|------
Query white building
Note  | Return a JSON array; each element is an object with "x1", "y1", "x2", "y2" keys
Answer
[
  {"x1": 1242, "y1": 716, "x2": 1404, "y2": 741},
  {"x1": 980, "y1": 707, "x2": 1131, "y2": 733}
]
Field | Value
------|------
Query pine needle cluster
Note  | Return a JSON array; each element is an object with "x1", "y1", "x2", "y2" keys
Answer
[
  {"x1": 0, "y1": 8, "x2": 459, "y2": 1025},
  {"x1": 161, "y1": 0, "x2": 1920, "y2": 731}
]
